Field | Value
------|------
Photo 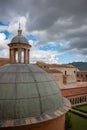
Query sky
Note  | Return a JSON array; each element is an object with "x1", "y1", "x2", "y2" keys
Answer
[{"x1": 0, "y1": 0, "x2": 87, "y2": 64}]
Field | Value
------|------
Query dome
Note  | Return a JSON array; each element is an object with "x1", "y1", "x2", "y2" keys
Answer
[
  {"x1": 0, "y1": 64, "x2": 70, "y2": 127},
  {"x1": 11, "y1": 35, "x2": 28, "y2": 44}
]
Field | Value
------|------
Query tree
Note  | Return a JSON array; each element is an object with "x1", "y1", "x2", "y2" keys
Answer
[{"x1": 65, "y1": 112, "x2": 72, "y2": 130}]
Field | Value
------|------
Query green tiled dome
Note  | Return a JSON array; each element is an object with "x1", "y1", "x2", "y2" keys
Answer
[
  {"x1": 0, "y1": 64, "x2": 63, "y2": 120},
  {"x1": 11, "y1": 35, "x2": 28, "y2": 44}
]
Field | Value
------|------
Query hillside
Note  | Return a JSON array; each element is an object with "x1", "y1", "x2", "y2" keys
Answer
[{"x1": 69, "y1": 62, "x2": 87, "y2": 71}]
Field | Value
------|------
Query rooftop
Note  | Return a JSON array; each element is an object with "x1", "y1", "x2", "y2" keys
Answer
[
  {"x1": 10, "y1": 29, "x2": 29, "y2": 44},
  {"x1": 0, "y1": 64, "x2": 70, "y2": 127},
  {"x1": 61, "y1": 86, "x2": 87, "y2": 97}
]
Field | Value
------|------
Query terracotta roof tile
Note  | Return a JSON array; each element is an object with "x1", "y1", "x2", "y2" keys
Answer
[
  {"x1": 61, "y1": 87, "x2": 87, "y2": 97},
  {"x1": 0, "y1": 58, "x2": 9, "y2": 66}
]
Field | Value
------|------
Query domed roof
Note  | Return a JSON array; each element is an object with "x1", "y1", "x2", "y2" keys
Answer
[
  {"x1": 11, "y1": 35, "x2": 28, "y2": 44},
  {"x1": 10, "y1": 29, "x2": 28, "y2": 44},
  {"x1": 0, "y1": 64, "x2": 70, "y2": 127}
]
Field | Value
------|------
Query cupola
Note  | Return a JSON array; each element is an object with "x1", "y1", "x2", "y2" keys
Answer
[{"x1": 8, "y1": 25, "x2": 31, "y2": 64}]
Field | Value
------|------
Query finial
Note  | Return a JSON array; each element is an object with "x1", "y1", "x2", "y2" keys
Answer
[
  {"x1": 18, "y1": 22, "x2": 22, "y2": 36},
  {"x1": 19, "y1": 22, "x2": 21, "y2": 30}
]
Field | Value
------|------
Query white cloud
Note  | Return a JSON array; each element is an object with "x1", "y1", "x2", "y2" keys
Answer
[
  {"x1": 7, "y1": 15, "x2": 28, "y2": 35},
  {"x1": 0, "y1": 33, "x2": 9, "y2": 49},
  {"x1": 30, "y1": 49, "x2": 60, "y2": 64},
  {"x1": 0, "y1": 26, "x2": 7, "y2": 31},
  {"x1": 31, "y1": 30, "x2": 48, "y2": 40},
  {"x1": 30, "y1": 41, "x2": 60, "y2": 64},
  {"x1": 0, "y1": 49, "x2": 9, "y2": 58},
  {"x1": 0, "y1": 33, "x2": 9, "y2": 58},
  {"x1": 75, "y1": 54, "x2": 87, "y2": 62},
  {"x1": 0, "y1": 15, "x2": 28, "y2": 36}
]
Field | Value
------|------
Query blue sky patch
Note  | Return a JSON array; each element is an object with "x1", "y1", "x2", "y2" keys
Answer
[
  {"x1": 0, "y1": 31, "x2": 10, "y2": 39},
  {"x1": 26, "y1": 35, "x2": 39, "y2": 41},
  {"x1": 0, "y1": 21, "x2": 9, "y2": 26},
  {"x1": 39, "y1": 42, "x2": 61, "y2": 51},
  {"x1": 59, "y1": 53, "x2": 77, "y2": 63}
]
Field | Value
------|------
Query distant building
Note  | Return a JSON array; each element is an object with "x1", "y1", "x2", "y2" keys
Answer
[
  {"x1": 35, "y1": 62, "x2": 77, "y2": 84},
  {"x1": 77, "y1": 71, "x2": 87, "y2": 82},
  {"x1": 61, "y1": 85, "x2": 87, "y2": 106},
  {"x1": 35, "y1": 62, "x2": 87, "y2": 106}
]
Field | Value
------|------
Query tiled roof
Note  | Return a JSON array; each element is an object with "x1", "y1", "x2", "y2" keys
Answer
[
  {"x1": 0, "y1": 58, "x2": 9, "y2": 61},
  {"x1": 35, "y1": 62, "x2": 77, "y2": 68},
  {"x1": 61, "y1": 86, "x2": 87, "y2": 97},
  {"x1": 77, "y1": 71, "x2": 87, "y2": 73},
  {"x1": 0, "y1": 58, "x2": 9, "y2": 66},
  {"x1": 49, "y1": 64, "x2": 76, "y2": 68},
  {"x1": 10, "y1": 33, "x2": 29, "y2": 44},
  {"x1": 41, "y1": 68, "x2": 62, "y2": 73}
]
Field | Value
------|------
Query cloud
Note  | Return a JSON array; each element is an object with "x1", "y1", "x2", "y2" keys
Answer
[
  {"x1": 30, "y1": 49, "x2": 60, "y2": 64},
  {"x1": 7, "y1": 16, "x2": 27, "y2": 34},
  {"x1": 0, "y1": 33, "x2": 9, "y2": 50},
  {"x1": 29, "y1": 40, "x2": 60, "y2": 64},
  {"x1": 75, "y1": 54, "x2": 87, "y2": 62},
  {"x1": 0, "y1": 33, "x2": 9, "y2": 57},
  {"x1": 0, "y1": 0, "x2": 87, "y2": 62}
]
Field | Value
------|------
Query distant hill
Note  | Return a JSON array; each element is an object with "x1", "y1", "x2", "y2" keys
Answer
[{"x1": 69, "y1": 62, "x2": 87, "y2": 71}]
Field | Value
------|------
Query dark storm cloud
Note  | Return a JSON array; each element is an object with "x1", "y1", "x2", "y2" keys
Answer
[{"x1": 0, "y1": 0, "x2": 87, "y2": 55}]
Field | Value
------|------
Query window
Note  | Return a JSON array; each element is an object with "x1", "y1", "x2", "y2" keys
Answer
[
  {"x1": 44, "y1": 66, "x2": 46, "y2": 68},
  {"x1": 77, "y1": 74, "x2": 79, "y2": 77},
  {"x1": 81, "y1": 74, "x2": 83, "y2": 77},
  {"x1": 85, "y1": 75, "x2": 87, "y2": 78},
  {"x1": 65, "y1": 71, "x2": 67, "y2": 75}
]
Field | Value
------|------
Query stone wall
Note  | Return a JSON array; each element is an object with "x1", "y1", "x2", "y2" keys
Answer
[{"x1": 49, "y1": 73, "x2": 64, "y2": 89}]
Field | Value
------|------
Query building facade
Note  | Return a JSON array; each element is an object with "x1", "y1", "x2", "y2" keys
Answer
[
  {"x1": 77, "y1": 71, "x2": 87, "y2": 82},
  {"x1": 61, "y1": 86, "x2": 87, "y2": 106},
  {"x1": 35, "y1": 62, "x2": 87, "y2": 106},
  {"x1": 35, "y1": 62, "x2": 77, "y2": 84}
]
